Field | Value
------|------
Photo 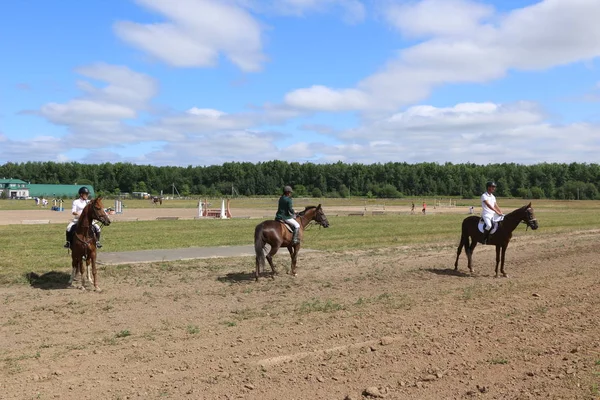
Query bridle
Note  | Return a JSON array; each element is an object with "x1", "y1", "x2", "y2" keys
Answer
[{"x1": 523, "y1": 208, "x2": 537, "y2": 230}]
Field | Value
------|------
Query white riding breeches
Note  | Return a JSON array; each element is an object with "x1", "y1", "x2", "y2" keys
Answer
[
  {"x1": 67, "y1": 220, "x2": 101, "y2": 233},
  {"x1": 482, "y1": 215, "x2": 494, "y2": 231},
  {"x1": 284, "y1": 218, "x2": 300, "y2": 230}
]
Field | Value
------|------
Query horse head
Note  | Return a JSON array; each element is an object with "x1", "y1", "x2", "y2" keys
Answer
[
  {"x1": 298, "y1": 204, "x2": 329, "y2": 228},
  {"x1": 313, "y1": 204, "x2": 329, "y2": 228},
  {"x1": 90, "y1": 197, "x2": 111, "y2": 226},
  {"x1": 522, "y1": 202, "x2": 538, "y2": 230}
]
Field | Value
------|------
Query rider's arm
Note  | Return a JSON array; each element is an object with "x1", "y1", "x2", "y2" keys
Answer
[
  {"x1": 494, "y1": 204, "x2": 503, "y2": 214},
  {"x1": 72, "y1": 202, "x2": 79, "y2": 216}
]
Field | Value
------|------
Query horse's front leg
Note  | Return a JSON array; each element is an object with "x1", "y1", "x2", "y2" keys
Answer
[
  {"x1": 289, "y1": 245, "x2": 300, "y2": 276},
  {"x1": 494, "y1": 245, "x2": 501, "y2": 278},
  {"x1": 69, "y1": 256, "x2": 78, "y2": 287},
  {"x1": 500, "y1": 245, "x2": 509, "y2": 278},
  {"x1": 90, "y1": 252, "x2": 101, "y2": 291}
]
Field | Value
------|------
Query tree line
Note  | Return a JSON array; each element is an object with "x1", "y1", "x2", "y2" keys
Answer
[{"x1": 1, "y1": 161, "x2": 599, "y2": 200}]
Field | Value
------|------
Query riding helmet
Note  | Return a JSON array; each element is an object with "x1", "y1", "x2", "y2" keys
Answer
[
  {"x1": 78, "y1": 186, "x2": 90, "y2": 195},
  {"x1": 284, "y1": 185, "x2": 293, "y2": 193},
  {"x1": 486, "y1": 181, "x2": 497, "y2": 188}
]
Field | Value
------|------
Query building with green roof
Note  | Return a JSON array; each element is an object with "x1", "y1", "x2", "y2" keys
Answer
[
  {"x1": 28, "y1": 184, "x2": 95, "y2": 199},
  {"x1": 0, "y1": 178, "x2": 30, "y2": 199}
]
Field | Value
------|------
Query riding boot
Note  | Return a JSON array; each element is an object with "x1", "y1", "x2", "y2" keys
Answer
[
  {"x1": 64, "y1": 231, "x2": 70, "y2": 248},
  {"x1": 292, "y1": 228, "x2": 300, "y2": 244},
  {"x1": 482, "y1": 229, "x2": 490, "y2": 244},
  {"x1": 95, "y1": 231, "x2": 102, "y2": 248}
]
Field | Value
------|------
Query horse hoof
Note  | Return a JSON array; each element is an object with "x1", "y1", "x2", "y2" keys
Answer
[
  {"x1": 502, "y1": 274, "x2": 509, "y2": 278},
  {"x1": 94, "y1": 287, "x2": 102, "y2": 292}
]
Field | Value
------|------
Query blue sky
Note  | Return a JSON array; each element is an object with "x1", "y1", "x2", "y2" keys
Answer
[{"x1": 1, "y1": 0, "x2": 599, "y2": 166}]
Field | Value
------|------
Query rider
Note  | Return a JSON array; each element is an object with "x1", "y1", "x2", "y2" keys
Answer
[
  {"x1": 481, "y1": 181, "x2": 503, "y2": 244},
  {"x1": 275, "y1": 185, "x2": 300, "y2": 244},
  {"x1": 63, "y1": 186, "x2": 102, "y2": 248}
]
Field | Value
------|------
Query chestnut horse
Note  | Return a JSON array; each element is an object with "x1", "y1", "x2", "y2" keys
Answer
[
  {"x1": 454, "y1": 202, "x2": 538, "y2": 277},
  {"x1": 254, "y1": 205, "x2": 329, "y2": 281},
  {"x1": 69, "y1": 197, "x2": 111, "y2": 291}
]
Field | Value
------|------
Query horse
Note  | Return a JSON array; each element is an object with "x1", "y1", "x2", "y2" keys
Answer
[
  {"x1": 454, "y1": 202, "x2": 538, "y2": 278},
  {"x1": 151, "y1": 196, "x2": 162, "y2": 205},
  {"x1": 68, "y1": 197, "x2": 111, "y2": 291},
  {"x1": 254, "y1": 205, "x2": 329, "y2": 281}
]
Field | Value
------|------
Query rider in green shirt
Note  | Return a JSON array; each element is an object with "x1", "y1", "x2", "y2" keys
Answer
[{"x1": 275, "y1": 185, "x2": 300, "y2": 244}]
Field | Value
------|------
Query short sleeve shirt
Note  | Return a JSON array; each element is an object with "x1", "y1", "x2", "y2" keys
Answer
[{"x1": 481, "y1": 192, "x2": 496, "y2": 217}]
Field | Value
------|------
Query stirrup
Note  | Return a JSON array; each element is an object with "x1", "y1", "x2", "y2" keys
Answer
[
  {"x1": 64, "y1": 242, "x2": 70, "y2": 248},
  {"x1": 96, "y1": 242, "x2": 102, "y2": 248}
]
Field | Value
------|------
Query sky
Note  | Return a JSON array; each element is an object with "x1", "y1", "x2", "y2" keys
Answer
[{"x1": 1, "y1": 0, "x2": 600, "y2": 166}]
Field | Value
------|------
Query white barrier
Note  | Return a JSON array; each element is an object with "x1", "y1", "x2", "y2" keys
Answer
[
  {"x1": 197, "y1": 199, "x2": 231, "y2": 219},
  {"x1": 114, "y1": 199, "x2": 123, "y2": 214}
]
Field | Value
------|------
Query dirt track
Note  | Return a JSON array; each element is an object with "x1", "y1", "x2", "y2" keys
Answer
[
  {"x1": 1, "y1": 230, "x2": 599, "y2": 399},
  {"x1": 0, "y1": 205, "x2": 467, "y2": 225}
]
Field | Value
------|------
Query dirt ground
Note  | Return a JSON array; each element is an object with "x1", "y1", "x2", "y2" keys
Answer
[
  {"x1": 1, "y1": 229, "x2": 599, "y2": 400},
  {"x1": 0, "y1": 204, "x2": 467, "y2": 225}
]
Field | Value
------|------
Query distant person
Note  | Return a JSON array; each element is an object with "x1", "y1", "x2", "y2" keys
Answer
[
  {"x1": 275, "y1": 185, "x2": 300, "y2": 244},
  {"x1": 481, "y1": 181, "x2": 503, "y2": 244},
  {"x1": 469, "y1": 206, "x2": 474, "y2": 214},
  {"x1": 42, "y1": 198, "x2": 48, "y2": 207},
  {"x1": 64, "y1": 187, "x2": 102, "y2": 249},
  {"x1": 422, "y1": 202, "x2": 426, "y2": 215},
  {"x1": 411, "y1": 202, "x2": 415, "y2": 214}
]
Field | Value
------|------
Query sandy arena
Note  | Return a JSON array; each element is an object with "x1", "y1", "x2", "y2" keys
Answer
[{"x1": 1, "y1": 224, "x2": 599, "y2": 399}]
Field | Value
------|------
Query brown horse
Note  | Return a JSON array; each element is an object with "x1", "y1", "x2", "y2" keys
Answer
[
  {"x1": 454, "y1": 202, "x2": 538, "y2": 277},
  {"x1": 254, "y1": 205, "x2": 329, "y2": 281},
  {"x1": 69, "y1": 197, "x2": 111, "y2": 291}
]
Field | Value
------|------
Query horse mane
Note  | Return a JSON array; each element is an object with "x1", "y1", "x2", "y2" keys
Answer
[
  {"x1": 298, "y1": 206, "x2": 317, "y2": 216},
  {"x1": 506, "y1": 204, "x2": 529, "y2": 215}
]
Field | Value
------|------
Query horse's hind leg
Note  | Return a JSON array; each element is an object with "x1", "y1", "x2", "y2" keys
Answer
[
  {"x1": 454, "y1": 237, "x2": 466, "y2": 270},
  {"x1": 466, "y1": 240, "x2": 477, "y2": 275},
  {"x1": 266, "y1": 245, "x2": 280, "y2": 277},
  {"x1": 288, "y1": 245, "x2": 300, "y2": 276}
]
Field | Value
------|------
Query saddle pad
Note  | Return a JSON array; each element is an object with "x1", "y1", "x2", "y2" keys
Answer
[
  {"x1": 478, "y1": 215, "x2": 504, "y2": 234},
  {"x1": 278, "y1": 220, "x2": 294, "y2": 232}
]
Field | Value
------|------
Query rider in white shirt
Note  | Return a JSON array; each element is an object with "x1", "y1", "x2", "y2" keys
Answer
[
  {"x1": 481, "y1": 181, "x2": 503, "y2": 244},
  {"x1": 64, "y1": 187, "x2": 102, "y2": 248}
]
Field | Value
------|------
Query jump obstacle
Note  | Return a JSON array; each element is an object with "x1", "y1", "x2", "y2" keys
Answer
[
  {"x1": 198, "y1": 199, "x2": 231, "y2": 219},
  {"x1": 51, "y1": 199, "x2": 64, "y2": 211},
  {"x1": 114, "y1": 199, "x2": 123, "y2": 214}
]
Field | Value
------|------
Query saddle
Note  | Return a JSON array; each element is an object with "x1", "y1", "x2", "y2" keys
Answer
[
  {"x1": 277, "y1": 220, "x2": 295, "y2": 233},
  {"x1": 477, "y1": 215, "x2": 504, "y2": 234}
]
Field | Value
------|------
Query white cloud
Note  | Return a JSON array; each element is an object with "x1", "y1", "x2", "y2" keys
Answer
[
  {"x1": 285, "y1": 85, "x2": 369, "y2": 111},
  {"x1": 0, "y1": 134, "x2": 68, "y2": 162},
  {"x1": 33, "y1": 64, "x2": 171, "y2": 148},
  {"x1": 284, "y1": 0, "x2": 600, "y2": 112},
  {"x1": 384, "y1": 0, "x2": 494, "y2": 38},
  {"x1": 271, "y1": 0, "x2": 366, "y2": 23},
  {"x1": 114, "y1": 0, "x2": 265, "y2": 72}
]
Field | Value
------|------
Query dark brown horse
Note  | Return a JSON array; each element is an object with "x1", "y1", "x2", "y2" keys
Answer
[
  {"x1": 69, "y1": 197, "x2": 111, "y2": 291},
  {"x1": 454, "y1": 202, "x2": 538, "y2": 277},
  {"x1": 151, "y1": 196, "x2": 162, "y2": 205},
  {"x1": 254, "y1": 205, "x2": 329, "y2": 281}
]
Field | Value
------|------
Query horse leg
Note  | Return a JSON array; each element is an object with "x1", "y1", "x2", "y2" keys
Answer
[
  {"x1": 69, "y1": 255, "x2": 79, "y2": 288},
  {"x1": 494, "y1": 245, "x2": 501, "y2": 278},
  {"x1": 91, "y1": 253, "x2": 101, "y2": 291},
  {"x1": 500, "y1": 245, "x2": 509, "y2": 278},
  {"x1": 466, "y1": 240, "x2": 477, "y2": 274},
  {"x1": 454, "y1": 233, "x2": 467, "y2": 270},
  {"x1": 289, "y1": 245, "x2": 301, "y2": 276},
  {"x1": 266, "y1": 244, "x2": 280, "y2": 277}
]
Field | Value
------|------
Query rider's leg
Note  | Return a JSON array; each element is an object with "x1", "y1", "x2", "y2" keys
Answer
[
  {"x1": 287, "y1": 218, "x2": 301, "y2": 244},
  {"x1": 93, "y1": 222, "x2": 102, "y2": 248},
  {"x1": 482, "y1": 216, "x2": 492, "y2": 244},
  {"x1": 64, "y1": 222, "x2": 75, "y2": 248}
]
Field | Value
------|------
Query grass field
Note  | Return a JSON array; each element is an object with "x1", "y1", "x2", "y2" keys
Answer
[{"x1": 1, "y1": 199, "x2": 600, "y2": 285}]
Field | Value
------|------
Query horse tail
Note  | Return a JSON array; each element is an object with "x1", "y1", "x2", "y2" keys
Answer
[
  {"x1": 254, "y1": 223, "x2": 266, "y2": 276},
  {"x1": 454, "y1": 218, "x2": 470, "y2": 268}
]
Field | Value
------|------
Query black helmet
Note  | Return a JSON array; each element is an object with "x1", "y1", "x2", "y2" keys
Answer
[
  {"x1": 486, "y1": 181, "x2": 497, "y2": 188},
  {"x1": 78, "y1": 186, "x2": 90, "y2": 195},
  {"x1": 284, "y1": 185, "x2": 293, "y2": 193}
]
